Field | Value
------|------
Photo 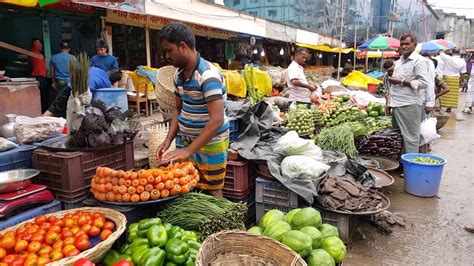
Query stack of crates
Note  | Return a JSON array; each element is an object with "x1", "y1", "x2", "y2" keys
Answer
[
  {"x1": 255, "y1": 177, "x2": 355, "y2": 243},
  {"x1": 32, "y1": 141, "x2": 134, "y2": 209},
  {"x1": 222, "y1": 160, "x2": 256, "y2": 227}
]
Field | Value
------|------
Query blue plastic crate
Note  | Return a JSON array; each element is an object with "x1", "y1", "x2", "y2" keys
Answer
[
  {"x1": 0, "y1": 144, "x2": 37, "y2": 171},
  {"x1": 229, "y1": 117, "x2": 238, "y2": 132},
  {"x1": 0, "y1": 200, "x2": 62, "y2": 231}
]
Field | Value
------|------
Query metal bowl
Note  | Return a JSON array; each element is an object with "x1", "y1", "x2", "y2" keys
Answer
[{"x1": 0, "y1": 169, "x2": 39, "y2": 194}]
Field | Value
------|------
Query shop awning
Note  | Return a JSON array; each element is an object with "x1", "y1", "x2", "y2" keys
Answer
[{"x1": 296, "y1": 43, "x2": 355, "y2": 54}]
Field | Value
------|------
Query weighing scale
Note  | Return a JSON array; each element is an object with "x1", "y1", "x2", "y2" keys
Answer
[{"x1": 0, "y1": 170, "x2": 54, "y2": 218}]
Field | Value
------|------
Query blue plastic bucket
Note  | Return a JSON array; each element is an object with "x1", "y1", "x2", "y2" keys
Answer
[
  {"x1": 92, "y1": 88, "x2": 128, "y2": 111},
  {"x1": 401, "y1": 153, "x2": 447, "y2": 197}
]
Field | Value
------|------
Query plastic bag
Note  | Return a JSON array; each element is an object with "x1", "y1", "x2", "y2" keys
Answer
[
  {"x1": 281, "y1": 155, "x2": 330, "y2": 179},
  {"x1": 271, "y1": 104, "x2": 283, "y2": 123},
  {"x1": 420, "y1": 117, "x2": 440, "y2": 145},
  {"x1": 0, "y1": 137, "x2": 17, "y2": 152},
  {"x1": 14, "y1": 116, "x2": 66, "y2": 144},
  {"x1": 274, "y1": 131, "x2": 323, "y2": 161},
  {"x1": 222, "y1": 70, "x2": 247, "y2": 98}
]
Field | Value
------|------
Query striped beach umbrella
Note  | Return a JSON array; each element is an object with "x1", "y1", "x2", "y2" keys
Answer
[{"x1": 358, "y1": 37, "x2": 400, "y2": 51}]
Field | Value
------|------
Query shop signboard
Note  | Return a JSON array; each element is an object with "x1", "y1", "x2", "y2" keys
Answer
[{"x1": 105, "y1": 9, "x2": 237, "y2": 39}]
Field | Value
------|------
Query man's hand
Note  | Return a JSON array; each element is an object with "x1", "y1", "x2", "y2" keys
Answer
[
  {"x1": 385, "y1": 106, "x2": 391, "y2": 116},
  {"x1": 425, "y1": 106, "x2": 434, "y2": 114},
  {"x1": 156, "y1": 139, "x2": 172, "y2": 163},
  {"x1": 387, "y1": 77, "x2": 401, "y2": 85},
  {"x1": 162, "y1": 147, "x2": 193, "y2": 162}
]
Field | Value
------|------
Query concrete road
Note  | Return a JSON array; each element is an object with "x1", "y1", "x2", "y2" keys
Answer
[{"x1": 345, "y1": 108, "x2": 474, "y2": 265}]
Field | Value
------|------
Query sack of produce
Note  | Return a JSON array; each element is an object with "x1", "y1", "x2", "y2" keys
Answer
[
  {"x1": 281, "y1": 155, "x2": 330, "y2": 180},
  {"x1": 420, "y1": 117, "x2": 439, "y2": 145},
  {"x1": 0, "y1": 137, "x2": 17, "y2": 152},
  {"x1": 274, "y1": 131, "x2": 323, "y2": 161},
  {"x1": 14, "y1": 115, "x2": 65, "y2": 144}
]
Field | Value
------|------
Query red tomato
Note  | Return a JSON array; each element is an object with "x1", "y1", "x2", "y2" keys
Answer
[
  {"x1": 81, "y1": 224, "x2": 92, "y2": 234},
  {"x1": 88, "y1": 226, "x2": 100, "y2": 237},
  {"x1": 27, "y1": 241, "x2": 42, "y2": 253},
  {"x1": 112, "y1": 259, "x2": 133, "y2": 266},
  {"x1": 73, "y1": 258, "x2": 95, "y2": 266},
  {"x1": 100, "y1": 229, "x2": 112, "y2": 241},
  {"x1": 45, "y1": 231, "x2": 60, "y2": 245},
  {"x1": 31, "y1": 233, "x2": 45, "y2": 243},
  {"x1": 74, "y1": 237, "x2": 90, "y2": 251},
  {"x1": 93, "y1": 218, "x2": 104, "y2": 229},
  {"x1": 63, "y1": 244, "x2": 80, "y2": 257},
  {"x1": 64, "y1": 218, "x2": 75, "y2": 228},
  {"x1": 63, "y1": 236, "x2": 76, "y2": 246},
  {"x1": 37, "y1": 257, "x2": 51, "y2": 265},
  {"x1": 13, "y1": 240, "x2": 28, "y2": 253},
  {"x1": 61, "y1": 230, "x2": 74, "y2": 239},
  {"x1": 50, "y1": 250, "x2": 63, "y2": 261},
  {"x1": 48, "y1": 216, "x2": 58, "y2": 224},
  {"x1": 49, "y1": 225, "x2": 61, "y2": 234},
  {"x1": 103, "y1": 221, "x2": 115, "y2": 231},
  {"x1": 2, "y1": 254, "x2": 17, "y2": 264},
  {"x1": 77, "y1": 216, "x2": 88, "y2": 227},
  {"x1": 10, "y1": 257, "x2": 25, "y2": 266},
  {"x1": 35, "y1": 215, "x2": 47, "y2": 225},
  {"x1": 39, "y1": 222, "x2": 51, "y2": 231}
]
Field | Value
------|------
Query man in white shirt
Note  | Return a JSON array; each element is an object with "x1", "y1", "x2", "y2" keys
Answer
[
  {"x1": 438, "y1": 49, "x2": 467, "y2": 112},
  {"x1": 286, "y1": 47, "x2": 318, "y2": 103},
  {"x1": 387, "y1": 33, "x2": 428, "y2": 154},
  {"x1": 421, "y1": 55, "x2": 437, "y2": 117}
]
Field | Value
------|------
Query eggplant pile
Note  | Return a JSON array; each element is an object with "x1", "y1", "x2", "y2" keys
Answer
[{"x1": 356, "y1": 129, "x2": 403, "y2": 158}]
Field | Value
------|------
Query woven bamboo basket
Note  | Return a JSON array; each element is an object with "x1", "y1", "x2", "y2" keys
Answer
[
  {"x1": 148, "y1": 124, "x2": 176, "y2": 168},
  {"x1": 156, "y1": 66, "x2": 178, "y2": 112},
  {"x1": 195, "y1": 230, "x2": 307, "y2": 266},
  {"x1": 0, "y1": 207, "x2": 126, "y2": 266}
]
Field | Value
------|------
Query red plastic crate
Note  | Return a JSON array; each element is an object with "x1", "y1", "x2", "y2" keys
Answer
[
  {"x1": 32, "y1": 142, "x2": 134, "y2": 198},
  {"x1": 223, "y1": 160, "x2": 253, "y2": 195}
]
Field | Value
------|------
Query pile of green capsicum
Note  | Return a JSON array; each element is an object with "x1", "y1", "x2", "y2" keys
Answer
[{"x1": 103, "y1": 217, "x2": 201, "y2": 266}]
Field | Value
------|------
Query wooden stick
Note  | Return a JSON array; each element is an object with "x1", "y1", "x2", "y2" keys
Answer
[{"x1": 0, "y1": 41, "x2": 43, "y2": 59}]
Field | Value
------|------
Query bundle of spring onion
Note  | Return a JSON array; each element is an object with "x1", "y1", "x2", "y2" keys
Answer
[{"x1": 158, "y1": 193, "x2": 247, "y2": 241}]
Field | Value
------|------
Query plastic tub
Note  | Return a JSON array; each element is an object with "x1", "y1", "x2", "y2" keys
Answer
[
  {"x1": 401, "y1": 153, "x2": 447, "y2": 197},
  {"x1": 92, "y1": 88, "x2": 128, "y2": 111},
  {"x1": 367, "y1": 83, "x2": 378, "y2": 93}
]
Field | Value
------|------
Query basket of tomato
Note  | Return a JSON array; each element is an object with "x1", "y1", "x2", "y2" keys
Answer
[
  {"x1": 0, "y1": 207, "x2": 126, "y2": 266},
  {"x1": 90, "y1": 162, "x2": 200, "y2": 204}
]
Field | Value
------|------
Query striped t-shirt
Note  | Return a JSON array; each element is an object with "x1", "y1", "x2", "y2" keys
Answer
[{"x1": 174, "y1": 55, "x2": 229, "y2": 143}]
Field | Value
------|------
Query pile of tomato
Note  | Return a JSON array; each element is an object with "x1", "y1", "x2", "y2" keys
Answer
[
  {"x1": 0, "y1": 210, "x2": 114, "y2": 266},
  {"x1": 91, "y1": 162, "x2": 200, "y2": 203}
]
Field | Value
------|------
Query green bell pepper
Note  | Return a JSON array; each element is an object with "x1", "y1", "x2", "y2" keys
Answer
[
  {"x1": 138, "y1": 218, "x2": 162, "y2": 231},
  {"x1": 186, "y1": 240, "x2": 201, "y2": 251},
  {"x1": 165, "y1": 239, "x2": 190, "y2": 264},
  {"x1": 140, "y1": 247, "x2": 165, "y2": 266},
  {"x1": 168, "y1": 226, "x2": 184, "y2": 240},
  {"x1": 131, "y1": 245, "x2": 149, "y2": 265},
  {"x1": 119, "y1": 243, "x2": 130, "y2": 255},
  {"x1": 103, "y1": 249, "x2": 120, "y2": 266},
  {"x1": 128, "y1": 223, "x2": 139, "y2": 243},
  {"x1": 128, "y1": 238, "x2": 149, "y2": 251},
  {"x1": 164, "y1": 223, "x2": 173, "y2": 232},
  {"x1": 165, "y1": 262, "x2": 178, "y2": 266},
  {"x1": 137, "y1": 229, "x2": 148, "y2": 238},
  {"x1": 147, "y1": 224, "x2": 168, "y2": 247},
  {"x1": 181, "y1": 231, "x2": 198, "y2": 242},
  {"x1": 185, "y1": 258, "x2": 195, "y2": 266}
]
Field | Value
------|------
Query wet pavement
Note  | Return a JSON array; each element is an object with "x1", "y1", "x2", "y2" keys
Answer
[{"x1": 345, "y1": 107, "x2": 474, "y2": 265}]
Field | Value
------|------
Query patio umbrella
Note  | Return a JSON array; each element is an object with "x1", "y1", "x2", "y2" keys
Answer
[
  {"x1": 430, "y1": 39, "x2": 456, "y2": 50},
  {"x1": 416, "y1": 42, "x2": 444, "y2": 54},
  {"x1": 357, "y1": 50, "x2": 399, "y2": 59},
  {"x1": 358, "y1": 37, "x2": 400, "y2": 51}
]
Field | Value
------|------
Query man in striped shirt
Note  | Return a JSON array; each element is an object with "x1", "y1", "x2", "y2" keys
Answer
[{"x1": 156, "y1": 22, "x2": 229, "y2": 195}]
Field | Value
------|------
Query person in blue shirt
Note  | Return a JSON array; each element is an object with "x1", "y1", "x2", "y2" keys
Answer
[
  {"x1": 50, "y1": 40, "x2": 76, "y2": 93},
  {"x1": 43, "y1": 67, "x2": 122, "y2": 118},
  {"x1": 90, "y1": 39, "x2": 119, "y2": 72}
]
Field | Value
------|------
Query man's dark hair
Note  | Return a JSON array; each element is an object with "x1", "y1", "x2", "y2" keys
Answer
[
  {"x1": 60, "y1": 40, "x2": 70, "y2": 50},
  {"x1": 383, "y1": 60, "x2": 394, "y2": 69},
  {"x1": 295, "y1": 47, "x2": 309, "y2": 55},
  {"x1": 400, "y1": 33, "x2": 417, "y2": 44},
  {"x1": 158, "y1": 22, "x2": 196, "y2": 49},
  {"x1": 31, "y1": 37, "x2": 42, "y2": 46},
  {"x1": 108, "y1": 70, "x2": 122, "y2": 84},
  {"x1": 431, "y1": 58, "x2": 438, "y2": 68},
  {"x1": 96, "y1": 39, "x2": 108, "y2": 50}
]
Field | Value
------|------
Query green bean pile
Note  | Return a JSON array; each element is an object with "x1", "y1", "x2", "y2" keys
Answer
[
  {"x1": 315, "y1": 123, "x2": 358, "y2": 157},
  {"x1": 158, "y1": 193, "x2": 247, "y2": 241}
]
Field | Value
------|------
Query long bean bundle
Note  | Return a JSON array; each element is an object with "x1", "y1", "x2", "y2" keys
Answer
[
  {"x1": 158, "y1": 193, "x2": 247, "y2": 241},
  {"x1": 315, "y1": 123, "x2": 358, "y2": 157},
  {"x1": 69, "y1": 52, "x2": 89, "y2": 97}
]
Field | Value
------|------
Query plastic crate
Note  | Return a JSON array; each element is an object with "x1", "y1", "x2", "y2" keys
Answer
[
  {"x1": 229, "y1": 117, "x2": 238, "y2": 132},
  {"x1": 223, "y1": 160, "x2": 252, "y2": 195},
  {"x1": 61, "y1": 196, "x2": 87, "y2": 210},
  {"x1": 255, "y1": 177, "x2": 299, "y2": 207},
  {"x1": 0, "y1": 145, "x2": 37, "y2": 171},
  {"x1": 32, "y1": 141, "x2": 134, "y2": 197},
  {"x1": 0, "y1": 200, "x2": 62, "y2": 231},
  {"x1": 256, "y1": 202, "x2": 355, "y2": 244}
]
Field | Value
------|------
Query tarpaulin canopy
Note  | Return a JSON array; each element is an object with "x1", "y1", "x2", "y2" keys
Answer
[{"x1": 296, "y1": 43, "x2": 355, "y2": 54}]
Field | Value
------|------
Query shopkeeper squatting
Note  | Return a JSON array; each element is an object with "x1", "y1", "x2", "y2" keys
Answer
[{"x1": 155, "y1": 22, "x2": 229, "y2": 197}]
